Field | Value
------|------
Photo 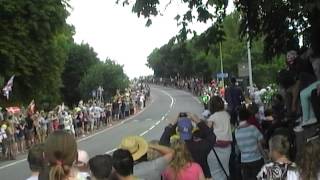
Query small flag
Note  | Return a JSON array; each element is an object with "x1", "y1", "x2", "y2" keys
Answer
[
  {"x1": 2, "y1": 75, "x2": 15, "y2": 100},
  {"x1": 27, "y1": 100, "x2": 35, "y2": 116}
]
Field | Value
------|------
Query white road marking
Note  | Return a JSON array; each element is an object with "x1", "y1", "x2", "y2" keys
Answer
[
  {"x1": 160, "y1": 90, "x2": 174, "y2": 108},
  {"x1": 105, "y1": 148, "x2": 117, "y2": 154},
  {"x1": 0, "y1": 159, "x2": 27, "y2": 170},
  {"x1": 139, "y1": 130, "x2": 148, "y2": 136}
]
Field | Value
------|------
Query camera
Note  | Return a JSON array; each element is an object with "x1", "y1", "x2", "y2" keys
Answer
[{"x1": 179, "y1": 112, "x2": 188, "y2": 118}]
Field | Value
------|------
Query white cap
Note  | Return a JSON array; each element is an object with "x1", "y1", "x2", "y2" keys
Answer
[{"x1": 77, "y1": 150, "x2": 89, "y2": 164}]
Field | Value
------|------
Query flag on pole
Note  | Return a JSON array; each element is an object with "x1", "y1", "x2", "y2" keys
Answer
[
  {"x1": 2, "y1": 75, "x2": 15, "y2": 100},
  {"x1": 27, "y1": 100, "x2": 35, "y2": 116}
]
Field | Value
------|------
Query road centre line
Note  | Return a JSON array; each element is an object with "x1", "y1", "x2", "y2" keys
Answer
[{"x1": 104, "y1": 89, "x2": 175, "y2": 155}]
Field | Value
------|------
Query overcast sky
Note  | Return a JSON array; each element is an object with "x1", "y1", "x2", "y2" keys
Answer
[{"x1": 67, "y1": 0, "x2": 234, "y2": 79}]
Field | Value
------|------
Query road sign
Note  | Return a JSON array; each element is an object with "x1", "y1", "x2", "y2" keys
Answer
[
  {"x1": 238, "y1": 62, "x2": 249, "y2": 77},
  {"x1": 217, "y1": 73, "x2": 228, "y2": 79}
]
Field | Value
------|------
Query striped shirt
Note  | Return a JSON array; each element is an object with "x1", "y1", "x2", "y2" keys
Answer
[{"x1": 235, "y1": 123, "x2": 263, "y2": 163}]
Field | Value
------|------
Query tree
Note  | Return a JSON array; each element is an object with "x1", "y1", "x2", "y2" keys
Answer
[
  {"x1": 236, "y1": 0, "x2": 320, "y2": 58},
  {"x1": 0, "y1": 0, "x2": 71, "y2": 106},
  {"x1": 118, "y1": 0, "x2": 320, "y2": 58},
  {"x1": 61, "y1": 42, "x2": 99, "y2": 106},
  {"x1": 147, "y1": 12, "x2": 285, "y2": 87},
  {"x1": 79, "y1": 60, "x2": 129, "y2": 102}
]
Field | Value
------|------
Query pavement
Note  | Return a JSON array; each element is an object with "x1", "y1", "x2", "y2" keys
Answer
[{"x1": 0, "y1": 85, "x2": 203, "y2": 180}]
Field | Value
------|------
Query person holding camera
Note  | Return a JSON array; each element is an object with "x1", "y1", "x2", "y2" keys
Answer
[{"x1": 159, "y1": 112, "x2": 216, "y2": 179}]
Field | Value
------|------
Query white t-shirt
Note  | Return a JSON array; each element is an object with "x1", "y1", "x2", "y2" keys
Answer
[{"x1": 208, "y1": 111, "x2": 232, "y2": 141}]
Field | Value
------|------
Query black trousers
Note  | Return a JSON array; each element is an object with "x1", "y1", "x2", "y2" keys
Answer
[{"x1": 241, "y1": 158, "x2": 264, "y2": 180}]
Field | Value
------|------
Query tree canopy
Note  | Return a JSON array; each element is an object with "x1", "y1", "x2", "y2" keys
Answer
[
  {"x1": 147, "y1": 12, "x2": 285, "y2": 87},
  {"x1": 0, "y1": 0, "x2": 129, "y2": 108},
  {"x1": 61, "y1": 42, "x2": 100, "y2": 106},
  {"x1": 0, "y1": 0, "x2": 71, "y2": 105},
  {"x1": 119, "y1": 0, "x2": 320, "y2": 58},
  {"x1": 79, "y1": 60, "x2": 129, "y2": 102}
]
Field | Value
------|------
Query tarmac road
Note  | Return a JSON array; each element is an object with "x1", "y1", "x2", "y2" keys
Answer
[{"x1": 0, "y1": 86, "x2": 203, "y2": 180}]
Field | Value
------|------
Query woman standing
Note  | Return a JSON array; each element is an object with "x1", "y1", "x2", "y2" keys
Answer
[
  {"x1": 207, "y1": 96, "x2": 232, "y2": 180},
  {"x1": 39, "y1": 130, "x2": 82, "y2": 180},
  {"x1": 162, "y1": 140, "x2": 205, "y2": 180}
]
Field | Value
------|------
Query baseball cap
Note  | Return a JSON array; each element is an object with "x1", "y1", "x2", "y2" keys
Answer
[
  {"x1": 177, "y1": 117, "x2": 193, "y2": 140},
  {"x1": 77, "y1": 150, "x2": 89, "y2": 165}
]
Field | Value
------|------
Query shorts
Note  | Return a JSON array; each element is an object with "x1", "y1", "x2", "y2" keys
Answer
[
  {"x1": 25, "y1": 129, "x2": 34, "y2": 140},
  {"x1": 15, "y1": 134, "x2": 24, "y2": 142}
]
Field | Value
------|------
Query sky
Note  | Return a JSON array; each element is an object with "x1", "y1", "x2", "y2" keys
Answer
[{"x1": 67, "y1": 0, "x2": 234, "y2": 79}]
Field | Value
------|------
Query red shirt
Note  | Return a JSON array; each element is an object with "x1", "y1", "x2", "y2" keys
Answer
[{"x1": 247, "y1": 116, "x2": 262, "y2": 132}]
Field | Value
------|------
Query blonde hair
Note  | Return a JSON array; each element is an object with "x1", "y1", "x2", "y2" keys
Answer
[
  {"x1": 298, "y1": 139, "x2": 320, "y2": 180},
  {"x1": 170, "y1": 140, "x2": 193, "y2": 178},
  {"x1": 147, "y1": 140, "x2": 161, "y2": 161},
  {"x1": 44, "y1": 131, "x2": 77, "y2": 180}
]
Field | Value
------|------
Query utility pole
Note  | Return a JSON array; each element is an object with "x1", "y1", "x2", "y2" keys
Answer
[
  {"x1": 247, "y1": 32, "x2": 253, "y2": 89},
  {"x1": 219, "y1": 42, "x2": 224, "y2": 87}
]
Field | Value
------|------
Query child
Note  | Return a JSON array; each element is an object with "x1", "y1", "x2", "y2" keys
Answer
[{"x1": 27, "y1": 144, "x2": 45, "y2": 180}]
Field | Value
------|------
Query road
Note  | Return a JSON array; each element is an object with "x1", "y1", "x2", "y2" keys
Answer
[{"x1": 0, "y1": 86, "x2": 203, "y2": 180}]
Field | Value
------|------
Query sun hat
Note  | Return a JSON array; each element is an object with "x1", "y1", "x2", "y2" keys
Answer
[
  {"x1": 177, "y1": 117, "x2": 193, "y2": 140},
  {"x1": 120, "y1": 136, "x2": 148, "y2": 161}
]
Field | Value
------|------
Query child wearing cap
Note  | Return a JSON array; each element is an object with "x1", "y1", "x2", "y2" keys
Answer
[{"x1": 76, "y1": 149, "x2": 90, "y2": 179}]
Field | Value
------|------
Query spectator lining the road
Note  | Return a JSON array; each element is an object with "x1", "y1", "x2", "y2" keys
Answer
[
  {"x1": 159, "y1": 113, "x2": 215, "y2": 179},
  {"x1": 235, "y1": 106, "x2": 265, "y2": 180},
  {"x1": 26, "y1": 144, "x2": 45, "y2": 180},
  {"x1": 119, "y1": 136, "x2": 174, "y2": 180},
  {"x1": 88, "y1": 154, "x2": 115, "y2": 180},
  {"x1": 207, "y1": 96, "x2": 232, "y2": 180},
  {"x1": 257, "y1": 135, "x2": 298, "y2": 180},
  {"x1": 161, "y1": 140, "x2": 205, "y2": 180},
  {"x1": 39, "y1": 130, "x2": 79, "y2": 180},
  {"x1": 112, "y1": 149, "x2": 142, "y2": 180}
]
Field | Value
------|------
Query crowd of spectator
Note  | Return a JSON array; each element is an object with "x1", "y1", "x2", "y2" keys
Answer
[
  {"x1": 4, "y1": 47, "x2": 320, "y2": 180},
  {"x1": 0, "y1": 83, "x2": 151, "y2": 161}
]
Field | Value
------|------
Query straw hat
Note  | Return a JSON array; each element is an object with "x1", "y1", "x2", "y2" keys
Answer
[{"x1": 120, "y1": 136, "x2": 148, "y2": 161}]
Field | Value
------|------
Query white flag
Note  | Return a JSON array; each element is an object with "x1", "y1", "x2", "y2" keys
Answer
[{"x1": 2, "y1": 75, "x2": 15, "y2": 100}]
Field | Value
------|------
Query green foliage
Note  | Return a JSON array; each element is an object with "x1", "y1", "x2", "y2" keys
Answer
[
  {"x1": 61, "y1": 42, "x2": 99, "y2": 106},
  {"x1": 0, "y1": 0, "x2": 129, "y2": 108},
  {"x1": 79, "y1": 60, "x2": 129, "y2": 101},
  {"x1": 147, "y1": 12, "x2": 285, "y2": 87},
  {"x1": 0, "y1": 0, "x2": 70, "y2": 106},
  {"x1": 235, "y1": 0, "x2": 320, "y2": 58},
  {"x1": 120, "y1": 0, "x2": 320, "y2": 58}
]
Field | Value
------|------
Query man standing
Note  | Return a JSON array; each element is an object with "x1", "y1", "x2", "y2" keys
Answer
[{"x1": 225, "y1": 77, "x2": 244, "y2": 125}]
